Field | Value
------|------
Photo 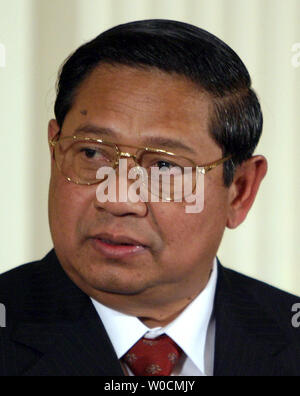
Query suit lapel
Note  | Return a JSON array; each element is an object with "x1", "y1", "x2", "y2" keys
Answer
[
  {"x1": 213, "y1": 263, "x2": 288, "y2": 376},
  {"x1": 11, "y1": 251, "x2": 124, "y2": 376}
]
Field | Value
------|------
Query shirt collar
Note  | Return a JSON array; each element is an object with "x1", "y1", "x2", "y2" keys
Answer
[{"x1": 91, "y1": 258, "x2": 218, "y2": 374}]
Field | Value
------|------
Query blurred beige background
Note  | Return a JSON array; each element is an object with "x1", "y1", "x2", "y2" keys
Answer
[{"x1": 0, "y1": 0, "x2": 299, "y2": 295}]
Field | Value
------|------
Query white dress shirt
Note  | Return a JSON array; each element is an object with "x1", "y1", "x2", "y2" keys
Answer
[{"x1": 91, "y1": 258, "x2": 218, "y2": 376}]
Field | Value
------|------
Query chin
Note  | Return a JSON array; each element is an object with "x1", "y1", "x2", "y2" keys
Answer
[{"x1": 70, "y1": 263, "x2": 151, "y2": 297}]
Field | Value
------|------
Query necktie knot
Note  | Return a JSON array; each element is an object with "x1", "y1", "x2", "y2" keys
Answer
[{"x1": 123, "y1": 334, "x2": 182, "y2": 376}]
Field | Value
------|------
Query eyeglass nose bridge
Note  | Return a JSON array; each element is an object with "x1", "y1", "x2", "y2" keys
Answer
[{"x1": 114, "y1": 151, "x2": 140, "y2": 167}]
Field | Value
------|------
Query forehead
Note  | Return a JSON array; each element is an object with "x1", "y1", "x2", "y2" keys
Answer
[{"x1": 63, "y1": 64, "x2": 216, "y2": 154}]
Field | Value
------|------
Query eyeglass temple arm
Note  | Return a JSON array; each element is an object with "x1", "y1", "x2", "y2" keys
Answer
[{"x1": 199, "y1": 155, "x2": 232, "y2": 174}]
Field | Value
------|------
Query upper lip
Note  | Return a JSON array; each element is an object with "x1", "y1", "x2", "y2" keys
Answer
[{"x1": 92, "y1": 232, "x2": 148, "y2": 247}]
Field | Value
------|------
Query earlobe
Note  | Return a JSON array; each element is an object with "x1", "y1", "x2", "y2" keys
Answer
[{"x1": 226, "y1": 156, "x2": 268, "y2": 229}]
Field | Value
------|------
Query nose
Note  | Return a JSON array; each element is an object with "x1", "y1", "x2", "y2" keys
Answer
[{"x1": 93, "y1": 158, "x2": 148, "y2": 217}]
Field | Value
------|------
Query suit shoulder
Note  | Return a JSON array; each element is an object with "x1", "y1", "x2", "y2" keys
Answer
[
  {"x1": 223, "y1": 266, "x2": 300, "y2": 303},
  {"x1": 0, "y1": 254, "x2": 51, "y2": 306},
  {"x1": 0, "y1": 260, "x2": 40, "y2": 285},
  {"x1": 221, "y1": 265, "x2": 300, "y2": 336}
]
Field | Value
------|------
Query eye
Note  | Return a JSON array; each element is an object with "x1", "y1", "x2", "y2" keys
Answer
[
  {"x1": 156, "y1": 160, "x2": 173, "y2": 170},
  {"x1": 154, "y1": 160, "x2": 183, "y2": 174},
  {"x1": 79, "y1": 146, "x2": 110, "y2": 161},
  {"x1": 142, "y1": 152, "x2": 186, "y2": 174},
  {"x1": 82, "y1": 148, "x2": 97, "y2": 159}
]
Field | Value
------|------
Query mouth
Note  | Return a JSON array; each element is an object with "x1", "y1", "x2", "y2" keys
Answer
[{"x1": 90, "y1": 233, "x2": 148, "y2": 259}]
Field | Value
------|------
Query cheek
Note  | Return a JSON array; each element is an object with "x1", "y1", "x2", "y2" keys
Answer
[
  {"x1": 150, "y1": 187, "x2": 228, "y2": 261},
  {"x1": 150, "y1": 203, "x2": 203, "y2": 251},
  {"x1": 49, "y1": 175, "x2": 94, "y2": 244}
]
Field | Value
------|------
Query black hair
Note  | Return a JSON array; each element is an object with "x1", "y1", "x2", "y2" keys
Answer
[{"x1": 54, "y1": 19, "x2": 263, "y2": 186}]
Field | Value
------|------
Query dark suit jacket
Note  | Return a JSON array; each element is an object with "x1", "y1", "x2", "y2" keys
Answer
[{"x1": 0, "y1": 250, "x2": 300, "y2": 376}]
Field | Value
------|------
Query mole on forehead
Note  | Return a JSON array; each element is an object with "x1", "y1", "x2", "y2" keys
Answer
[{"x1": 80, "y1": 110, "x2": 88, "y2": 116}]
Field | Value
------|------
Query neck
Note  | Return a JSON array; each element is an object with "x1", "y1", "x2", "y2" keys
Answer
[
  {"x1": 138, "y1": 300, "x2": 194, "y2": 328},
  {"x1": 63, "y1": 258, "x2": 215, "y2": 328},
  {"x1": 90, "y1": 269, "x2": 212, "y2": 328}
]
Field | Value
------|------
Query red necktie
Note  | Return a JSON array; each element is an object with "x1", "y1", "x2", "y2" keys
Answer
[{"x1": 123, "y1": 334, "x2": 182, "y2": 376}]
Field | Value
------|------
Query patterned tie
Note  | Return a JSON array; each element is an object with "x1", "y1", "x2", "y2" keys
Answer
[{"x1": 123, "y1": 334, "x2": 182, "y2": 376}]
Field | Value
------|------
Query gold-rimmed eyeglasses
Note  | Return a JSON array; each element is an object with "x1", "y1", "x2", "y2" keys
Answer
[{"x1": 49, "y1": 134, "x2": 232, "y2": 200}]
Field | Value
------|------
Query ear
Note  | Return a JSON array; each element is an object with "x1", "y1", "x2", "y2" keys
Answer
[
  {"x1": 226, "y1": 155, "x2": 268, "y2": 229},
  {"x1": 48, "y1": 119, "x2": 60, "y2": 158},
  {"x1": 48, "y1": 119, "x2": 60, "y2": 141}
]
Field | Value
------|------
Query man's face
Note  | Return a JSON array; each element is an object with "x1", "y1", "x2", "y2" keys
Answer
[{"x1": 48, "y1": 65, "x2": 230, "y2": 309}]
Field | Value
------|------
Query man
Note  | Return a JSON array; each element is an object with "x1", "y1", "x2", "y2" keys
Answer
[{"x1": 0, "y1": 19, "x2": 299, "y2": 376}]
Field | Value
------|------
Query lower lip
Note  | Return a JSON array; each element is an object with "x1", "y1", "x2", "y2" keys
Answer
[{"x1": 91, "y1": 238, "x2": 146, "y2": 259}]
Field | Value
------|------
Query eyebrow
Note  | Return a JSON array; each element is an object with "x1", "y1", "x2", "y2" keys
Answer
[
  {"x1": 142, "y1": 136, "x2": 196, "y2": 155},
  {"x1": 73, "y1": 124, "x2": 197, "y2": 155},
  {"x1": 74, "y1": 124, "x2": 118, "y2": 138}
]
